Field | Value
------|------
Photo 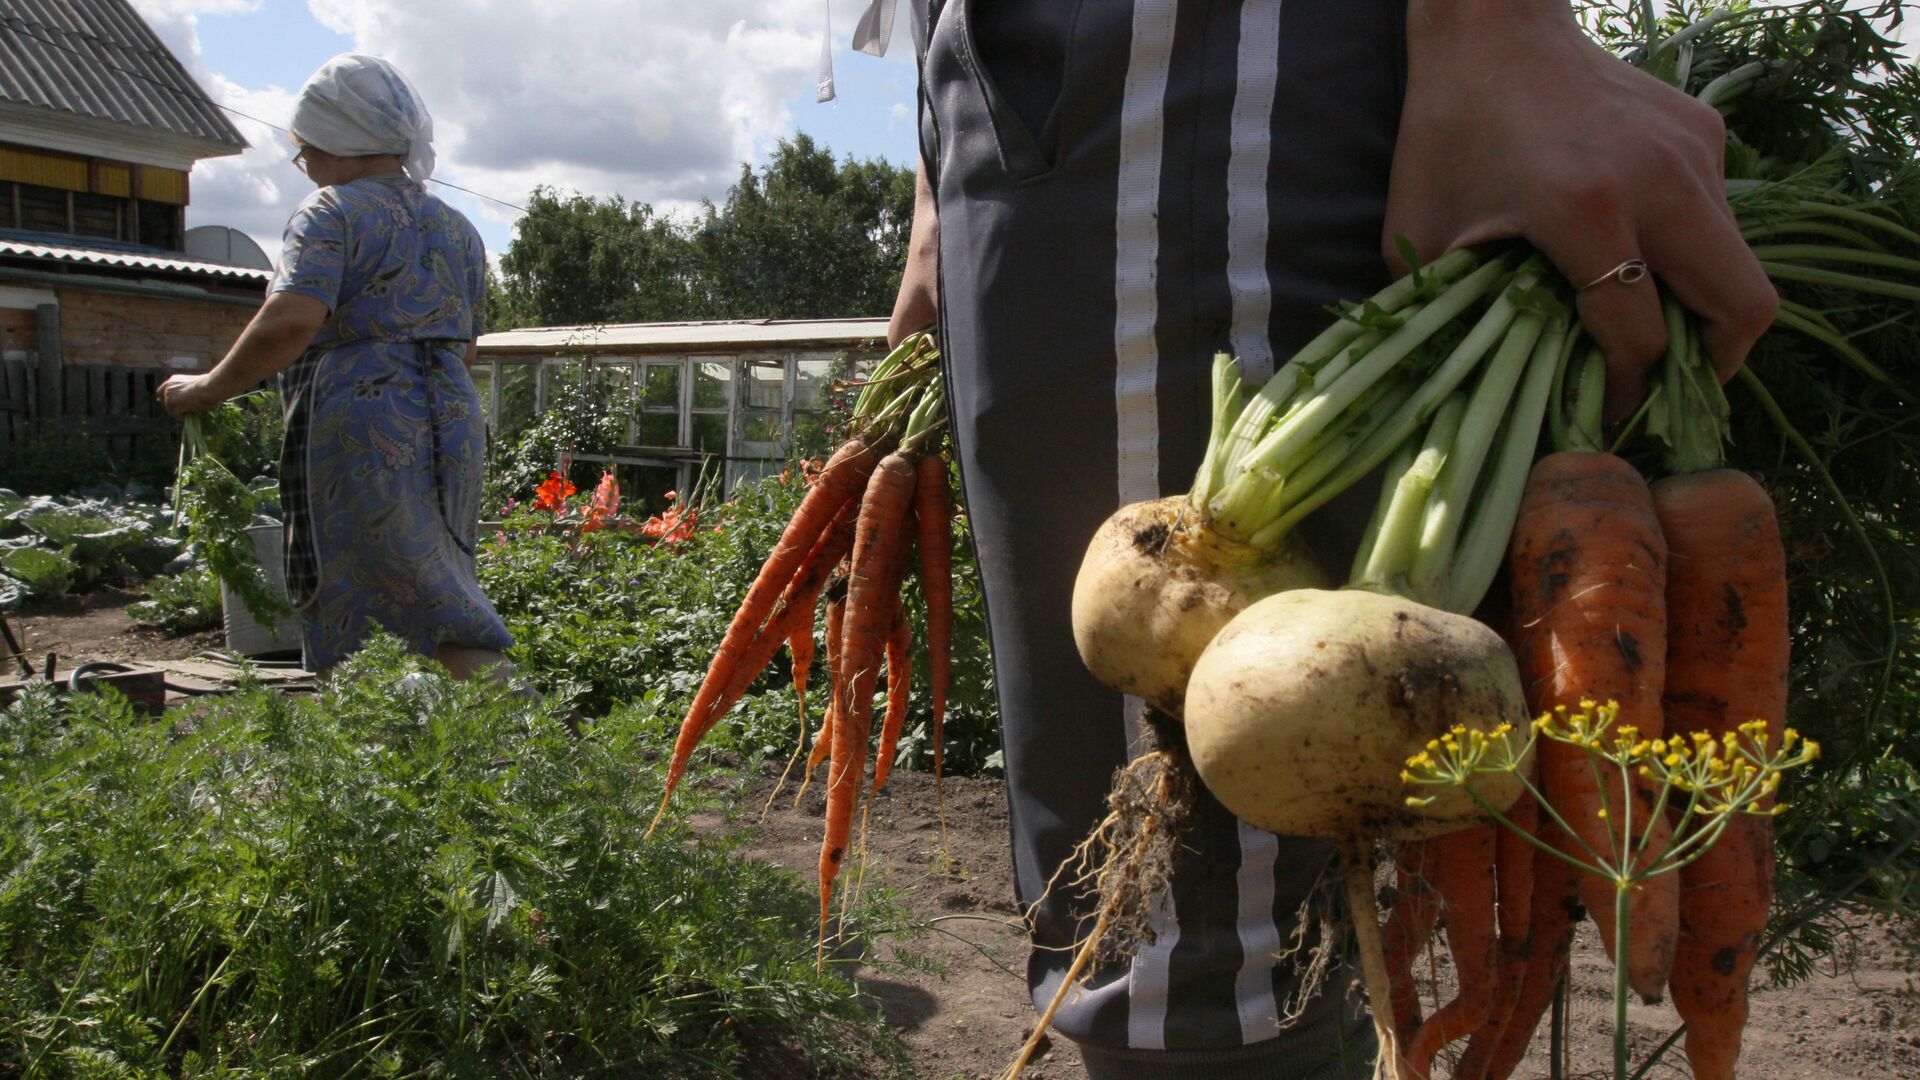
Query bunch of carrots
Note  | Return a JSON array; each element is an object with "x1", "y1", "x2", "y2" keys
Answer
[
  {"x1": 644, "y1": 331, "x2": 954, "y2": 963},
  {"x1": 1380, "y1": 314, "x2": 1789, "y2": 1080},
  {"x1": 1373, "y1": 6, "x2": 1915, "y2": 1076}
]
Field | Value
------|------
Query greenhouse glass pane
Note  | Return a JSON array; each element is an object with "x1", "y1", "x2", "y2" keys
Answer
[
  {"x1": 637, "y1": 413, "x2": 681, "y2": 448},
  {"x1": 745, "y1": 360, "x2": 785, "y2": 409},
  {"x1": 618, "y1": 464, "x2": 684, "y2": 516},
  {"x1": 693, "y1": 361, "x2": 731, "y2": 409},
  {"x1": 642, "y1": 364, "x2": 681, "y2": 409},
  {"x1": 737, "y1": 411, "x2": 782, "y2": 452},
  {"x1": 790, "y1": 408, "x2": 837, "y2": 460},
  {"x1": 496, "y1": 363, "x2": 538, "y2": 442},
  {"x1": 794, "y1": 358, "x2": 837, "y2": 411},
  {"x1": 468, "y1": 364, "x2": 493, "y2": 426},
  {"x1": 692, "y1": 413, "x2": 729, "y2": 455}
]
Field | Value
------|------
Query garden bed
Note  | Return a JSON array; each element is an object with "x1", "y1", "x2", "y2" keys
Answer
[{"x1": 700, "y1": 758, "x2": 1919, "y2": 1080}]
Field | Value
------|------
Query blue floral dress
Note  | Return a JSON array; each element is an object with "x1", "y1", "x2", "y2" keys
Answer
[{"x1": 270, "y1": 174, "x2": 512, "y2": 670}]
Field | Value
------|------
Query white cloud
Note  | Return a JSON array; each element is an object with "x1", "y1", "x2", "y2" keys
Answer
[{"x1": 135, "y1": 0, "x2": 912, "y2": 258}]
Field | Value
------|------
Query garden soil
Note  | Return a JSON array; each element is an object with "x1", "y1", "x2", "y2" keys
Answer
[
  {"x1": 7, "y1": 589, "x2": 221, "y2": 669},
  {"x1": 699, "y1": 763, "x2": 1920, "y2": 1080}
]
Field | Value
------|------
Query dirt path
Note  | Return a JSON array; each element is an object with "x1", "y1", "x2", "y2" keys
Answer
[
  {"x1": 701, "y1": 761, "x2": 1918, "y2": 1080},
  {"x1": 5, "y1": 589, "x2": 221, "y2": 672}
]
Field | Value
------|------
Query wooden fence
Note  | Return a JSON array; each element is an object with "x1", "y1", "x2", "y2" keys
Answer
[{"x1": 0, "y1": 356, "x2": 176, "y2": 462}]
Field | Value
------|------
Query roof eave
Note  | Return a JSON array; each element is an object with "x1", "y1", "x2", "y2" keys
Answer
[{"x1": 0, "y1": 98, "x2": 248, "y2": 170}]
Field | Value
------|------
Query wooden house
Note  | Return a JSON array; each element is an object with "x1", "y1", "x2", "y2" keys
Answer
[{"x1": 0, "y1": 0, "x2": 267, "y2": 460}]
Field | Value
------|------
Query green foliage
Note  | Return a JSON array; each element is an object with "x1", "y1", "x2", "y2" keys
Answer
[
  {"x1": 176, "y1": 409, "x2": 289, "y2": 628},
  {"x1": 0, "y1": 545, "x2": 76, "y2": 598},
  {"x1": 0, "y1": 493, "x2": 181, "y2": 591},
  {"x1": 0, "y1": 639, "x2": 907, "y2": 1078},
  {"x1": 129, "y1": 565, "x2": 224, "y2": 635},
  {"x1": 479, "y1": 470, "x2": 1003, "y2": 776},
  {"x1": 484, "y1": 378, "x2": 636, "y2": 515},
  {"x1": 194, "y1": 390, "x2": 285, "y2": 483},
  {"x1": 497, "y1": 135, "x2": 913, "y2": 328}
]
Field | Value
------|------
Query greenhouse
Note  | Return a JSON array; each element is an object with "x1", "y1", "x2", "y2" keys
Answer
[{"x1": 474, "y1": 317, "x2": 890, "y2": 498}]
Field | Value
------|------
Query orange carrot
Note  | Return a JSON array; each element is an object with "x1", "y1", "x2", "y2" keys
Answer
[
  {"x1": 1405, "y1": 825, "x2": 1500, "y2": 1078},
  {"x1": 914, "y1": 452, "x2": 954, "y2": 830},
  {"x1": 1656, "y1": 470, "x2": 1789, "y2": 1080},
  {"x1": 1508, "y1": 450, "x2": 1678, "y2": 1001},
  {"x1": 1382, "y1": 839, "x2": 1440, "y2": 1046},
  {"x1": 1453, "y1": 792, "x2": 1539, "y2": 1080},
  {"x1": 651, "y1": 436, "x2": 880, "y2": 835},
  {"x1": 708, "y1": 498, "x2": 860, "y2": 717},
  {"x1": 762, "y1": 592, "x2": 822, "y2": 814},
  {"x1": 796, "y1": 578, "x2": 848, "y2": 806},
  {"x1": 870, "y1": 604, "x2": 912, "y2": 797},
  {"x1": 1481, "y1": 824, "x2": 1583, "y2": 1080},
  {"x1": 819, "y1": 452, "x2": 918, "y2": 959}
]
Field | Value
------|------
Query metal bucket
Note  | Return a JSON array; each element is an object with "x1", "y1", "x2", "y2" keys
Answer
[{"x1": 221, "y1": 524, "x2": 301, "y2": 657}]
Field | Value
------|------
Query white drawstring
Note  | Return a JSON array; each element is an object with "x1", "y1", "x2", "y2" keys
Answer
[{"x1": 817, "y1": 0, "x2": 837, "y2": 102}]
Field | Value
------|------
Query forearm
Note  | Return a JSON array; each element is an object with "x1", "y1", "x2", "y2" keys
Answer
[
  {"x1": 888, "y1": 156, "x2": 940, "y2": 348},
  {"x1": 201, "y1": 295, "x2": 326, "y2": 399}
]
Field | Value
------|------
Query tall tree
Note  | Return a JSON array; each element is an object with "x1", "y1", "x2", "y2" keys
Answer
[
  {"x1": 495, "y1": 137, "x2": 914, "y2": 328},
  {"x1": 496, "y1": 190, "x2": 698, "y2": 329}
]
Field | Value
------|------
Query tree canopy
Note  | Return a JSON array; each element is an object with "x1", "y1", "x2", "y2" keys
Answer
[{"x1": 495, "y1": 135, "x2": 915, "y2": 329}]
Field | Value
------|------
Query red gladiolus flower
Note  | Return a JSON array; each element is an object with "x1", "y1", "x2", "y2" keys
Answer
[
  {"x1": 580, "y1": 470, "x2": 620, "y2": 532},
  {"x1": 533, "y1": 471, "x2": 577, "y2": 513}
]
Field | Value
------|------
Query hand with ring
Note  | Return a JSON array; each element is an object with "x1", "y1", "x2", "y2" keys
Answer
[{"x1": 1384, "y1": 1, "x2": 1779, "y2": 422}]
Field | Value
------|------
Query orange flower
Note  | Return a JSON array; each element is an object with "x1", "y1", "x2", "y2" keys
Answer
[
  {"x1": 580, "y1": 470, "x2": 620, "y2": 532},
  {"x1": 533, "y1": 471, "x2": 577, "y2": 513}
]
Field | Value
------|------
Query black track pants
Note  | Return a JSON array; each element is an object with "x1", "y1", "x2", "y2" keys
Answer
[{"x1": 913, "y1": 1, "x2": 1408, "y2": 1070}]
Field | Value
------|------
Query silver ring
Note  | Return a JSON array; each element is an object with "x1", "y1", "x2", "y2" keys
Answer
[{"x1": 1577, "y1": 258, "x2": 1650, "y2": 292}]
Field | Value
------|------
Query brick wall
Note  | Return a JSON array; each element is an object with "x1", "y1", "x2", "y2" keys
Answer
[{"x1": 54, "y1": 285, "x2": 260, "y2": 369}]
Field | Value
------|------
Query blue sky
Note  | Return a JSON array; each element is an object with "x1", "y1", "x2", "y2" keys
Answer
[{"x1": 136, "y1": 0, "x2": 921, "y2": 264}]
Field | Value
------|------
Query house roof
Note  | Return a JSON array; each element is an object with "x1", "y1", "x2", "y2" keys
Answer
[
  {"x1": 0, "y1": 0, "x2": 246, "y2": 152},
  {"x1": 477, "y1": 318, "x2": 892, "y2": 358},
  {"x1": 0, "y1": 234, "x2": 272, "y2": 283}
]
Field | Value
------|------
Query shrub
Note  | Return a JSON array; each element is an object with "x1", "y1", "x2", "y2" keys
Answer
[{"x1": 479, "y1": 470, "x2": 1003, "y2": 775}]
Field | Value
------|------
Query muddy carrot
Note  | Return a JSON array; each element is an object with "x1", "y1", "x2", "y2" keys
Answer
[
  {"x1": 1481, "y1": 825, "x2": 1584, "y2": 1080},
  {"x1": 1656, "y1": 470, "x2": 1789, "y2": 1080},
  {"x1": 1508, "y1": 451, "x2": 1678, "y2": 1001},
  {"x1": 1452, "y1": 793, "x2": 1538, "y2": 1080},
  {"x1": 1383, "y1": 839, "x2": 1440, "y2": 1046},
  {"x1": 915, "y1": 452, "x2": 954, "y2": 836},
  {"x1": 871, "y1": 603, "x2": 912, "y2": 797},
  {"x1": 1405, "y1": 825, "x2": 1500, "y2": 1078},
  {"x1": 796, "y1": 576, "x2": 848, "y2": 807},
  {"x1": 819, "y1": 452, "x2": 918, "y2": 963}
]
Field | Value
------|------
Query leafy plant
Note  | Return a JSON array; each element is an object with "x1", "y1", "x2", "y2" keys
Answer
[
  {"x1": 128, "y1": 565, "x2": 224, "y2": 635},
  {"x1": 0, "y1": 545, "x2": 76, "y2": 598},
  {"x1": 175, "y1": 405, "x2": 289, "y2": 627},
  {"x1": 0, "y1": 638, "x2": 908, "y2": 1078},
  {"x1": 485, "y1": 378, "x2": 637, "y2": 515}
]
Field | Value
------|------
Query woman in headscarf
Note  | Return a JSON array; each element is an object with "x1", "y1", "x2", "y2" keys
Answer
[{"x1": 159, "y1": 54, "x2": 513, "y2": 679}]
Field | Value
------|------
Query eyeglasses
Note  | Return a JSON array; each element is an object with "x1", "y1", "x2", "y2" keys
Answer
[{"x1": 291, "y1": 147, "x2": 311, "y2": 175}]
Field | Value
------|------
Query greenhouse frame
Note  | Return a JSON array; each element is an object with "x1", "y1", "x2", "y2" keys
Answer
[{"x1": 474, "y1": 317, "x2": 891, "y2": 501}]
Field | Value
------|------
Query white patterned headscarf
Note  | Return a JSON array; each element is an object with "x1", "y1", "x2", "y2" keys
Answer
[{"x1": 290, "y1": 54, "x2": 436, "y2": 185}]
